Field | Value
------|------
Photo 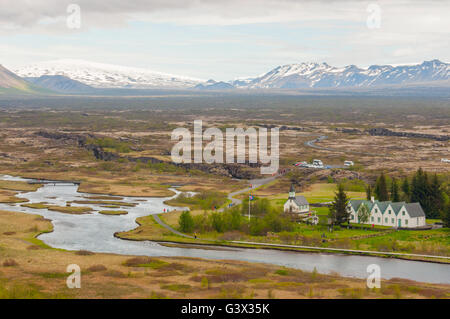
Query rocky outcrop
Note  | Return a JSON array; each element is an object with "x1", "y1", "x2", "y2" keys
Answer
[
  {"x1": 336, "y1": 128, "x2": 362, "y2": 134},
  {"x1": 35, "y1": 131, "x2": 261, "y2": 179},
  {"x1": 367, "y1": 128, "x2": 449, "y2": 141},
  {"x1": 259, "y1": 124, "x2": 305, "y2": 131}
]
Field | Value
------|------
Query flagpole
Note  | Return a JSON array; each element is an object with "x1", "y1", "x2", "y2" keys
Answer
[{"x1": 248, "y1": 195, "x2": 251, "y2": 221}]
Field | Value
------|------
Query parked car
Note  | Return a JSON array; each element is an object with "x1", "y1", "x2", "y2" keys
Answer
[
  {"x1": 312, "y1": 159, "x2": 324, "y2": 168},
  {"x1": 294, "y1": 161, "x2": 307, "y2": 167},
  {"x1": 344, "y1": 160, "x2": 354, "y2": 167},
  {"x1": 312, "y1": 159, "x2": 323, "y2": 165}
]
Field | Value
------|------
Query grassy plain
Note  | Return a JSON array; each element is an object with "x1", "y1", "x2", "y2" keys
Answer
[
  {"x1": 0, "y1": 96, "x2": 448, "y2": 298},
  {"x1": 1, "y1": 209, "x2": 449, "y2": 299}
]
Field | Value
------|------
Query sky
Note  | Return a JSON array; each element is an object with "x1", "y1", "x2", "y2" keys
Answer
[{"x1": 1, "y1": 0, "x2": 449, "y2": 80}]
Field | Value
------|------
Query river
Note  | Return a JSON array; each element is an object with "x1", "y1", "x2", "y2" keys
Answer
[{"x1": 0, "y1": 175, "x2": 449, "y2": 284}]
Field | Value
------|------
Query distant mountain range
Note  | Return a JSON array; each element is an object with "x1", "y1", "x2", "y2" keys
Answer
[
  {"x1": 15, "y1": 59, "x2": 203, "y2": 89},
  {"x1": 1, "y1": 59, "x2": 449, "y2": 95},
  {"x1": 24, "y1": 75, "x2": 95, "y2": 93},
  {"x1": 194, "y1": 79, "x2": 234, "y2": 90},
  {"x1": 0, "y1": 64, "x2": 48, "y2": 94},
  {"x1": 227, "y1": 60, "x2": 450, "y2": 89}
]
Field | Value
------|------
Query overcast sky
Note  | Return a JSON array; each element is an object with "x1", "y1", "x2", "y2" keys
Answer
[{"x1": 1, "y1": 0, "x2": 449, "y2": 80}]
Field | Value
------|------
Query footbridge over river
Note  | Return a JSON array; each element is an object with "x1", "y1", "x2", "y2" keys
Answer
[{"x1": 27, "y1": 179, "x2": 81, "y2": 186}]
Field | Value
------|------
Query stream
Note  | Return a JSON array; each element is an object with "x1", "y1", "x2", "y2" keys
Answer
[{"x1": 0, "y1": 175, "x2": 449, "y2": 284}]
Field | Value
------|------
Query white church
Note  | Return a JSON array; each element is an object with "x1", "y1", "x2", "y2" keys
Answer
[
  {"x1": 347, "y1": 197, "x2": 426, "y2": 228},
  {"x1": 284, "y1": 184, "x2": 310, "y2": 214}
]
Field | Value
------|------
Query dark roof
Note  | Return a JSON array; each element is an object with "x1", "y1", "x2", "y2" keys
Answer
[
  {"x1": 293, "y1": 195, "x2": 309, "y2": 206},
  {"x1": 349, "y1": 200, "x2": 365, "y2": 211},
  {"x1": 404, "y1": 203, "x2": 426, "y2": 217},
  {"x1": 390, "y1": 202, "x2": 406, "y2": 215},
  {"x1": 377, "y1": 201, "x2": 391, "y2": 214},
  {"x1": 349, "y1": 200, "x2": 425, "y2": 218}
]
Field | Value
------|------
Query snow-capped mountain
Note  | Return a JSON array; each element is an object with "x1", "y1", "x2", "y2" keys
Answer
[
  {"x1": 13, "y1": 59, "x2": 450, "y2": 90},
  {"x1": 15, "y1": 59, "x2": 204, "y2": 89},
  {"x1": 195, "y1": 79, "x2": 234, "y2": 90},
  {"x1": 230, "y1": 60, "x2": 450, "y2": 89},
  {"x1": 25, "y1": 75, "x2": 95, "y2": 93}
]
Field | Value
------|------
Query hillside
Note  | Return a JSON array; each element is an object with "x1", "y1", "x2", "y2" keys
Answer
[
  {"x1": 0, "y1": 64, "x2": 51, "y2": 95},
  {"x1": 25, "y1": 75, "x2": 95, "y2": 93}
]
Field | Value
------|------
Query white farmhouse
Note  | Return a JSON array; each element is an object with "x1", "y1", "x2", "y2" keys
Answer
[
  {"x1": 347, "y1": 197, "x2": 426, "y2": 228},
  {"x1": 284, "y1": 184, "x2": 309, "y2": 214}
]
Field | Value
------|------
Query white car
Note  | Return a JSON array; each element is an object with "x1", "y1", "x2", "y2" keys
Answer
[
  {"x1": 441, "y1": 158, "x2": 450, "y2": 163},
  {"x1": 344, "y1": 160, "x2": 354, "y2": 167},
  {"x1": 312, "y1": 159, "x2": 323, "y2": 167}
]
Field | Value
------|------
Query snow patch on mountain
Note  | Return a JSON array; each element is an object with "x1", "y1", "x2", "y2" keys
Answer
[
  {"x1": 231, "y1": 60, "x2": 450, "y2": 89},
  {"x1": 15, "y1": 59, "x2": 204, "y2": 89}
]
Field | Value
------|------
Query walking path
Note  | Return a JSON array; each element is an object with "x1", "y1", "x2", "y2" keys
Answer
[
  {"x1": 229, "y1": 240, "x2": 450, "y2": 260},
  {"x1": 304, "y1": 135, "x2": 380, "y2": 156},
  {"x1": 219, "y1": 176, "x2": 278, "y2": 211},
  {"x1": 152, "y1": 214, "x2": 194, "y2": 239},
  {"x1": 153, "y1": 175, "x2": 278, "y2": 236},
  {"x1": 152, "y1": 211, "x2": 449, "y2": 260},
  {"x1": 151, "y1": 176, "x2": 449, "y2": 261}
]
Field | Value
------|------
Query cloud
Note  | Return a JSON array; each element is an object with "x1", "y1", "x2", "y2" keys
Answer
[
  {"x1": 0, "y1": 1, "x2": 433, "y2": 29},
  {"x1": 1, "y1": 0, "x2": 448, "y2": 79}
]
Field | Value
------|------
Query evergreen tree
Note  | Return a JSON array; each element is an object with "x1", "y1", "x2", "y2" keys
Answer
[
  {"x1": 401, "y1": 177, "x2": 410, "y2": 202},
  {"x1": 366, "y1": 185, "x2": 372, "y2": 201},
  {"x1": 411, "y1": 168, "x2": 435, "y2": 218},
  {"x1": 374, "y1": 173, "x2": 389, "y2": 201},
  {"x1": 429, "y1": 174, "x2": 444, "y2": 219},
  {"x1": 329, "y1": 184, "x2": 350, "y2": 226},
  {"x1": 442, "y1": 204, "x2": 450, "y2": 228},
  {"x1": 411, "y1": 168, "x2": 427, "y2": 204},
  {"x1": 390, "y1": 177, "x2": 400, "y2": 202}
]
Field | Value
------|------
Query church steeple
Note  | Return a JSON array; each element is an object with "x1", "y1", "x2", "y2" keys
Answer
[{"x1": 289, "y1": 183, "x2": 296, "y2": 199}]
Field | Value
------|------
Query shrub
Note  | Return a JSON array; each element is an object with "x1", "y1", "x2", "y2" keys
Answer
[
  {"x1": 201, "y1": 277, "x2": 209, "y2": 289},
  {"x1": 123, "y1": 257, "x2": 169, "y2": 269},
  {"x1": 275, "y1": 269, "x2": 289, "y2": 276},
  {"x1": 160, "y1": 284, "x2": 191, "y2": 292},
  {"x1": 87, "y1": 264, "x2": 107, "y2": 272},
  {"x1": 75, "y1": 250, "x2": 94, "y2": 256},
  {"x1": 179, "y1": 211, "x2": 194, "y2": 233},
  {"x1": 2, "y1": 259, "x2": 18, "y2": 267},
  {"x1": 173, "y1": 191, "x2": 227, "y2": 210}
]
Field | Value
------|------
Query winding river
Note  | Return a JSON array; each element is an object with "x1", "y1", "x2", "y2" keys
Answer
[{"x1": 1, "y1": 175, "x2": 449, "y2": 284}]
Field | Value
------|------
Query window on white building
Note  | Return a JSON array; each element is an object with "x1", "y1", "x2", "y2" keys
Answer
[{"x1": 405, "y1": 220, "x2": 408, "y2": 225}]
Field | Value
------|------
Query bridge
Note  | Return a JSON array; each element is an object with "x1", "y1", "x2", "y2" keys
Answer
[{"x1": 27, "y1": 179, "x2": 81, "y2": 186}]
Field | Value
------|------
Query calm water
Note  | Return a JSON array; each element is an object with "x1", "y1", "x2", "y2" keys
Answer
[{"x1": 1, "y1": 175, "x2": 449, "y2": 284}]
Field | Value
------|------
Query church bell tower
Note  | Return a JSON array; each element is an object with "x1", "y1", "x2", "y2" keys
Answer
[{"x1": 289, "y1": 183, "x2": 296, "y2": 199}]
